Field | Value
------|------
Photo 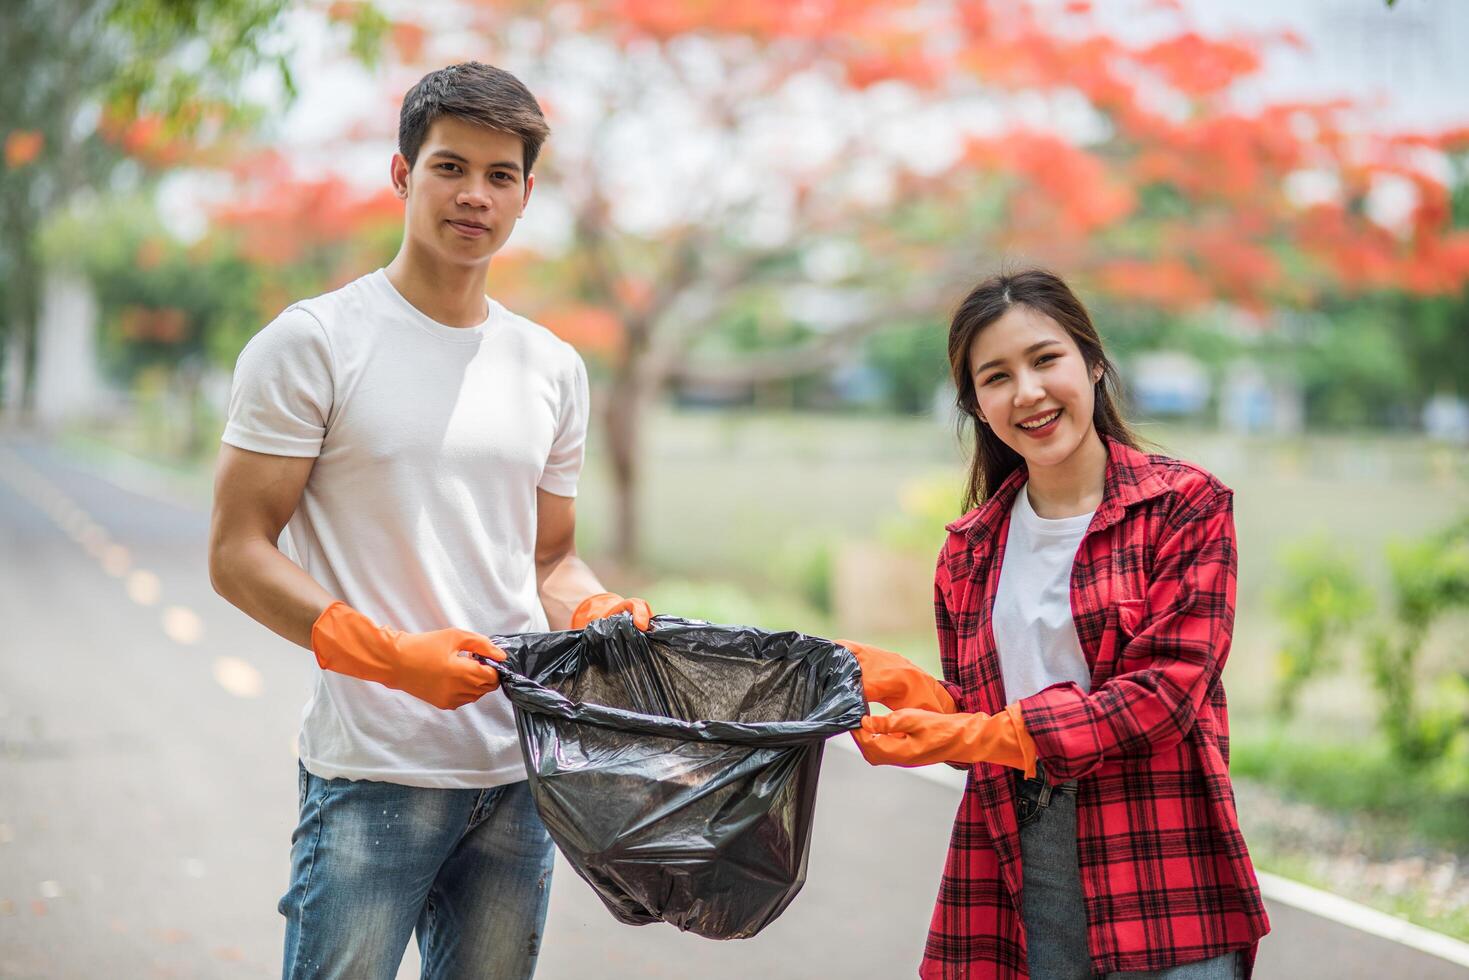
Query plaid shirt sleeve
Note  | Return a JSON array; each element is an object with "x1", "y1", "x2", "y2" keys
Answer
[
  {"x1": 1018, "y1": 488, "x2": 1237, "y2": 781},
  {"x1": 934, "y1": 552, "x2": 966, "y2": 709}
]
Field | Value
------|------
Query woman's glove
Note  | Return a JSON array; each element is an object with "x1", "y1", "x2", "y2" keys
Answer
[
  {"x1": 836, "y1": 639, "x2": 957, "y2": 713},
  {"x1": 852, "y1": 702, "x2": 1037, "y2": 777}
]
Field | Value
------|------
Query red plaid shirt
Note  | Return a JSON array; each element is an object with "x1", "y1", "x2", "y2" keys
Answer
[{"x1": 923, "y1": 438, "x2": 1269, "y2": 979}]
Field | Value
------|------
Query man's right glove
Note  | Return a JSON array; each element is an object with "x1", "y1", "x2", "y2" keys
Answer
[
  {"x1": 836, "y1": 639, "x2": 958, "y2": 713},
  {"x1": 311, "y1": 601, "x2": 505, "y2": 710}
]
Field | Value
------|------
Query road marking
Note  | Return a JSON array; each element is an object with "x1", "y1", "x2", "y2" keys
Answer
[
  {"x1": 101, "y1": 544, "x2": 131, "y2": 577},
  {"x1": 125, "y1": 570, "x2": 162, "y2": 606},
  {"x1": 213, "y1": 657, "x2": 264, "y2": 699},
  {"x1": 161, "y1": 606, "x2": 204, "y2": 646},
  {"x1": 830, "y1": 736, "x2": 1469, "y2": 968},
  {"x1": 1, "y1": 445, "x2": 264, "y2": 700},
  {"x1": 80, "y1": 523, "x2": 109, "y2": 556}
]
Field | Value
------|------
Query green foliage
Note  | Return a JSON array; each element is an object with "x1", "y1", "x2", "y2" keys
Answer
[
  {"x1": 877, "y1": 473, "x2": 966, "y2": 555},
  {"x1": 0, "y1": 0, "x2": 382, "y2": 410},
  {"x1": 1231, "y1": 731, "x2": 1469, "y2": 851},
  {"x1": 102, "y1": 0, "x2": 295, "y2": 130},
  {"x1": 1270, "y1": 537, "x2": 1373, "y2": 716},
  {"x1": 39, "y1": 197, "x2": 260, "y2": 380},
  {"x1": 768, "y1": 534, "x2": 835, "y2": 616},
  {"x1": 863, "y1": 319, "x2": 948, "y2": 414},
  {"x1": 1368, "y1": 521, "x2": 1469, "y2": 762},
  {"x1": 1286, "y1": 302, "x2": 1426, "y2": 427},
  {"x1": 1273, "y1": 517, "x2": 1469, "y2": 768}
]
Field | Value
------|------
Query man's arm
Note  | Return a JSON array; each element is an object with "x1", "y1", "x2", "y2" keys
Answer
[
  {"x1": 208, "y1": 444, "x2": 333, "y2": 648},
  {"x1": 534, "y1": 488, "x2": 612, "y2": 631},
  {"x1": 209, "y1": 444, "x2": 503, "y2": 708}
]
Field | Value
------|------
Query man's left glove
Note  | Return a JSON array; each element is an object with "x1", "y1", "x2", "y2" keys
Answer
[
  {"x1": 852, "y1": 702, "x2": 1037, "y2": 777},
  {"x1": 571, "y1": 592, "x2": 654, "y2": 631}
]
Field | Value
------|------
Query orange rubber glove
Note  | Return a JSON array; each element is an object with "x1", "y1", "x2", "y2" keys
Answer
[
  {"x1": 836, "y1": 639, "x2": 957, "y2": 713},
  {"x1": 311, "y1": 601, "x2": 506, "y2": 710},
  {"x1": 852, "y1": 702, "x2": 1037, "y2": 777},
  {"x1": 571, "y1": 592, "x2": 653, "y2": 631}
]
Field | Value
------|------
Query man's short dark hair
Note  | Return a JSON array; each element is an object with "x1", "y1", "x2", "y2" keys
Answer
[{"x1": 399, "y1": 62, "x2": 550, "y2": 175}]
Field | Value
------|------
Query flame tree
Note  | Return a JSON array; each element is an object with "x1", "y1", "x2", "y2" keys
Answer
[{"x1": 218, "y1": 0, "x2": 1469, "y2": 563}]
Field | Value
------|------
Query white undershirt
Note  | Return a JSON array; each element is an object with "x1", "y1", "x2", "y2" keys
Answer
[{"x1": 992, "y1": 485, "x2": 1096, "y2": 703}]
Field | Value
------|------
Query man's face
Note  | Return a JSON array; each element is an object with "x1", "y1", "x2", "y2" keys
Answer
[{"x1": 392, "y1": 116, "x2": 534, "y2": 268}]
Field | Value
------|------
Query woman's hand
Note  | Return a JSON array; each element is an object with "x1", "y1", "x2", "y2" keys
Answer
[
  {"x1": 852, "y1": 703, "x2": 1036, "y2": 777},
  {"x1": 836, "y1": 638, "x2": 957, "y2": 713}
]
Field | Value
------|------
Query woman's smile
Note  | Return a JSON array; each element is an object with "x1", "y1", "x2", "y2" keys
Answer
[{"x1": 1016, "y1": 408, "x2": 1063, "y2": 436}]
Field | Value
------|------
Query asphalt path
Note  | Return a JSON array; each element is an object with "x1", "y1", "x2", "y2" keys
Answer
[{"x1": 1, "y1": 438, "x2": 1464, "y2": 979}]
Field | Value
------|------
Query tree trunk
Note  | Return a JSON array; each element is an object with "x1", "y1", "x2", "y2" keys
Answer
[
  {"x1": 3, "y1": 249, "x2": 41, "y2": 426},
  {"x1": 603, "y1": 361, "x2": 644, "y2": 568}
]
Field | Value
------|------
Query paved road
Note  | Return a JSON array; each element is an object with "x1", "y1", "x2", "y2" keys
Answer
[{"x1": 1, "y1": 438, "x2": 1464, "y2": 979}]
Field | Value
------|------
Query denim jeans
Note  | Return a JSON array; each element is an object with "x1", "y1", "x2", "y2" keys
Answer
[
  {"x1": 1016, "y1": 769, "x2": 1241, "y2": 980},
  {"x1": 279, "y1": 764, "x2": 555, "y2": 980}
]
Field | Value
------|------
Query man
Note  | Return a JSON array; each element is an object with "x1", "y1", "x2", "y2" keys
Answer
[{"x1": 208, "y1": 62, "x2": 651, "y2": 979}]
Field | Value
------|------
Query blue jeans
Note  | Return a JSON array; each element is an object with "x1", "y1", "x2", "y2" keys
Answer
[
  {"x1": 279, "y1": 764, "x2": 555, "y2": 980},
  {"x1": 1017, "y1": 770, "x2": 1241, "y2": 980}
]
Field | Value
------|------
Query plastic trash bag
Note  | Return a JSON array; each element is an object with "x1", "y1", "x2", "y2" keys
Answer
[{"x1": 487, "y1": 615, "x2": 865, "y2": 940}]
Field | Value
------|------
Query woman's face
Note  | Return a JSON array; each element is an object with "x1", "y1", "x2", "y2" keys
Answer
[{"x1": 967, "y1": 304, "x2": 1104, "y2": 471}]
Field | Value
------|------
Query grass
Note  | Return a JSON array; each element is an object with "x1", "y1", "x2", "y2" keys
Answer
[{"x1": 1231, "y1": 729, "x2": 1469, "y2": 853}]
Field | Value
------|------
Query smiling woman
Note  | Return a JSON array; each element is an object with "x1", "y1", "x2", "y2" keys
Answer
[
  {"x1": 837, "y1": 269, "x2": 1270, "y2": 979},
  {"x1": 948, "y1": 270, "x2": 1138, "y2": 516}
]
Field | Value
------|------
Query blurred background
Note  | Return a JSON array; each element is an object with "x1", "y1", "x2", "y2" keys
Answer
[{"x1": 2, "y1": 0, "x2": 1467, "y2": 976}]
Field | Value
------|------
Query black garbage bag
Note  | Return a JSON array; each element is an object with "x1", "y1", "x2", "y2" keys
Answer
[{"x1": 487, "y1": 615, "x2": 865, "y2": 940}]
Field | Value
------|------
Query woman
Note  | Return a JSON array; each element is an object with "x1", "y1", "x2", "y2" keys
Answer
[{"x1": 842, "y1": 270, "x2": 1269, "y2": 979}]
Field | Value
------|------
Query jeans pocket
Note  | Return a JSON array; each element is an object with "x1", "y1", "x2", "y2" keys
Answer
[
  {"x1": 1016, "y1": 777, "x2": 1052, "y2": 827},
  {"x1": 297, "y1": 763, "x2": 309, "y2": 811}
]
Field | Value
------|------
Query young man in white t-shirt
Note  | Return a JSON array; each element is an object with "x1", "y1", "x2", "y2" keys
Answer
[{"x1": 208, "y1": 62, "x2": 652, "y2": 980}]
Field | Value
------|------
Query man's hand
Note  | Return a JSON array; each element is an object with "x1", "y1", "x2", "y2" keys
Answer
[
  {"x1": 836, "y1": 638, "x2": 957, "y2": 713},
  {"x1": 312, "y1": 601, "x2": 506, "y2": 710},
  {"x1": 571, "y1": 592, "x2": 654, "y2": 631}
]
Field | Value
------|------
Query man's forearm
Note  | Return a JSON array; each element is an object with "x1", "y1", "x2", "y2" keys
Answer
[
  {"x1": 536, "y1": 552, "x2": 606, "y2": 631},
  {"x1": 210, "y1": 537, "x2": 336, "y2": 650}
]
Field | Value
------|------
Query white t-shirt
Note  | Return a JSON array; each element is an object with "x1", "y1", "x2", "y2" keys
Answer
[
  {"x1": 222, "y1": 269, "x2": 589, "y2": 788},
  {"x1": 992, "y1": 485, "x2": 1095, "y2": 704}
]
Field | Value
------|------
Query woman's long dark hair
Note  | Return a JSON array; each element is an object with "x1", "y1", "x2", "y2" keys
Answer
[{"x1": 949, "y1": 269, "x2": 1141, "y2": 511}]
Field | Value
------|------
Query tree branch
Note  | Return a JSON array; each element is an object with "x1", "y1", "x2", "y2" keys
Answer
[{"x1": 671, "y1": 292, "x2": 938, "y2": 386}]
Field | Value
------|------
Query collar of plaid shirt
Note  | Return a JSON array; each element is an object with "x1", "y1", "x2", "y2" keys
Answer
[
  {"x1": 919, "y1": 437, "x2": 1270, "y2": 980},
  {"x1": 945, "y1": 436, "x2": 1172, "y2": 541}
]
